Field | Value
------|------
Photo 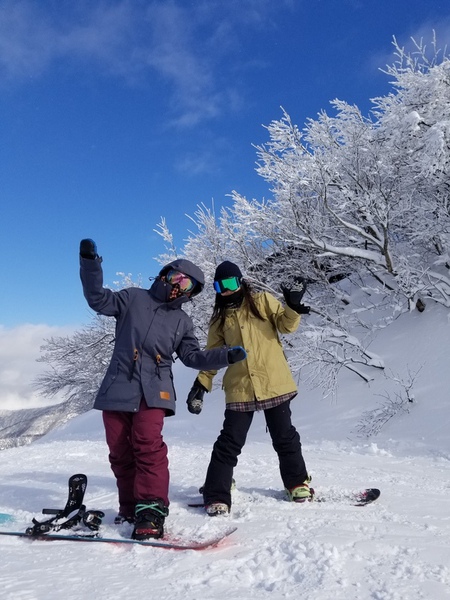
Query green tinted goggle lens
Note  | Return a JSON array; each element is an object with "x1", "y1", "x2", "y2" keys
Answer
[{"x1": 214, "y1": 276, "x2": 241, "y2": 293}]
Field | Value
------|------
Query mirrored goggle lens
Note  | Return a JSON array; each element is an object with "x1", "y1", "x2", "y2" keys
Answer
[
  {"x1": 167, "y1": 270, "x2": 196, "y2": 292},
  {"x1": 213, "y1": 276, "x2": 241, "y2": 293}
]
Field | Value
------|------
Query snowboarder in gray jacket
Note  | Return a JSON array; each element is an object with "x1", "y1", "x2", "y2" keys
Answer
[{"x1": 79, "y1": 239, "x2": 246, "y2": 540}]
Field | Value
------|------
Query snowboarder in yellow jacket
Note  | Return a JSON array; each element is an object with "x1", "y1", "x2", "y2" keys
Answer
[{"x1": 186, "y1": 260, "x2": 312, "y2": 516}]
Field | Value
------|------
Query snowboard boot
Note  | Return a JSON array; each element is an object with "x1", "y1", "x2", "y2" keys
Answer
[
  {"x1": 286, "y1": 475, "x2": 313, "y2": 503},
  {"x1": 205, "y1": 502, "x2": 230, "y2": 517},
  {"x1": 132, "y1": 499, "x2": 169, "y2": 540}
]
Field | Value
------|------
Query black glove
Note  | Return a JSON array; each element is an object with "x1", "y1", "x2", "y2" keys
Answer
[
  {"x1": 281, "y1": 277, "x2": 308, "y2": 313},
  {"x1": 80, "y1": 239, "x2": 98, "y2": 260},
  {"x1": 227, "y1": 346, "x2": 247, "y2": 364},
  {"x1": 186, "y1": 379, "x2": 207, "y2": 415},
  {"x1": 296, "y1": 303, "x2": 310, "y2": 314}
]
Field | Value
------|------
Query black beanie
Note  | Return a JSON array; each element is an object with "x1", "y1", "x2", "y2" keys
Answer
[{"x1": 214, "y1": 261, "x2": 243, "y2": 281}]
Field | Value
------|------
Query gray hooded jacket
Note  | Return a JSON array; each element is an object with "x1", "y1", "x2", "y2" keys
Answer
[{"x1": 80, "y1": 257, "x2": 229, "y2": 415}]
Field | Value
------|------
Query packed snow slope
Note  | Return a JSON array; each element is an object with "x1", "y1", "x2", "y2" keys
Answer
[{"x1": 1, "y1": 304, "x2": 450, "y2": 600}]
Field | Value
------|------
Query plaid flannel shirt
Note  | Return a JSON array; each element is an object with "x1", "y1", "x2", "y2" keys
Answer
[{"x1": 226, "y1": 391, "x2": 297, "y2": 412}]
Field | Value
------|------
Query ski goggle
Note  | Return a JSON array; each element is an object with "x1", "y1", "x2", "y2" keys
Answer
[
  {"x1": 213, "y1": 276, "x2": 241, "y2": 294},
  {"x1": 166, "y1": 269, "x2": 197, "y2": 293}
]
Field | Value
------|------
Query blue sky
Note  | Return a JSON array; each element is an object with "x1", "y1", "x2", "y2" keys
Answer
[{"x1": 1, "y1": 0, "x2": 449, "y2": 328}]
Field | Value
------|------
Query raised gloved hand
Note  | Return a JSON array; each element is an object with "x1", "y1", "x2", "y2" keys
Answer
[
  {"x1": 186, "y1": 379, "x2": 208, "y2": 415},
  {"x1": 80, "y1": 239, "x2": 98, "y2": 260},
  {"x1": 295, "y1": 303, "x2": 310, "y2": 314},
  {"x1": 227, "y1": 346, "x2": 247, "y2": 364},
  {"x1": 281, "y1": 277, "x2": 309, "y2": 314}
]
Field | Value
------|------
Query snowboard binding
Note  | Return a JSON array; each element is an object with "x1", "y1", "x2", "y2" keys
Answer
[{"x1": 25, "y1": 474, "x2": 104, "y2": 537}]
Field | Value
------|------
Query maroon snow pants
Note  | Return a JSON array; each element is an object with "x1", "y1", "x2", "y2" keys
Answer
[{"x1": 102, "y1": 401, "x2": 169, "y2": 519}]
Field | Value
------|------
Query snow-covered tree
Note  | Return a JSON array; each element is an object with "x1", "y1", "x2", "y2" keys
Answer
[
  {"x1": 30, "y1": 276, "x2": 140, "y2": 416},
  {"x1": 247, "y1": 35, "x2": 450, "y2": 308},
  {"x1": 33, "y1": 34, "x2": 449, "y2": 414},
  {"x1": 156, "y1": 35, "x2": 449, "y2": 396},
  {"x1": 35, "y1": 314, "x2": 116, "y2": 409}
]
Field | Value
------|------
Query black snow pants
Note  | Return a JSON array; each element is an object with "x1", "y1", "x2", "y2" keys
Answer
[{"x1": 202, "y1": 401, "x2": 308, "y2": 507}]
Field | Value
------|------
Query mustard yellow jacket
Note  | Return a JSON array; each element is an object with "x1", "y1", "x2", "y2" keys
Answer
[{"x1": 197, "y1": 292, "x2": 301, "y2": 404}]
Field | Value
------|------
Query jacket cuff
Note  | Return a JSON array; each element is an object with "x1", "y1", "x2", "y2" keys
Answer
[
  {"x1": 284, "y1": 303, "x2": 301, "y2": 320},
  {"x1": 197, "y1": 373, "x2": 213, "y2": 392}
]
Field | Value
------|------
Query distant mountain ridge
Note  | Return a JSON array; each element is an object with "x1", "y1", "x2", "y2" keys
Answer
[{"x1": 0, "y1": 400, "x2": 89, "y2": 450}]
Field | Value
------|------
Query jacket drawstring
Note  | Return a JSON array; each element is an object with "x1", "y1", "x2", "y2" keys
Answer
[
  {"x1": 128, "y1": 348, "x2": 139, "y2": 381},
  {"x1": 155, "y1": 353, "x2": 162, "y2": 379},
  {"x1": 129, "y1": 350, "x2": 163, "y2": 381}
]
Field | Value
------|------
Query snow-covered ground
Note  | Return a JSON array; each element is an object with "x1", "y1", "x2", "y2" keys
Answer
[{"x1": 1, "y1": 304, "x2": 450, "y2": 600}]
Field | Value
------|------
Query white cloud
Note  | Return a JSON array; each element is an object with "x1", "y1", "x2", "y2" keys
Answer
[
  {"x1": 0, "y1": 323, "x2": 75, "y2": 410},
  {"x1": 0, "y1": 0, "x2": 295, "y2": 125},
  {"x1": 0, "y1": 1, "x2": 55, "y2": 78},
  {"x1": 367, "y1": 19, "x2": 450, "y2": 84},
  {"x1": 0, "y1": 0, "x2": 138, "y2": 80}
]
